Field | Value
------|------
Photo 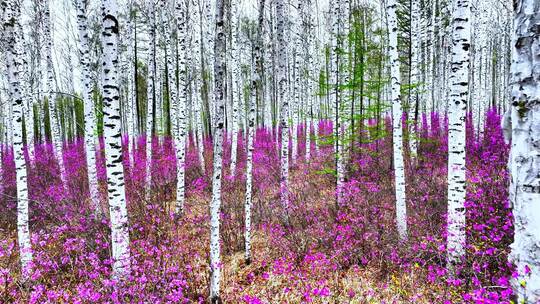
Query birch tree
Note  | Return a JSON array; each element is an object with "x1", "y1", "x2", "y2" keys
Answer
[
  {"x1": 76, "y1": 0, "x2": 101, "y2": 217},
  {"x1": 330, "y1": 0, "x2": 340, "y2": 161},
  {"x1": 189, "y1": 0, "x2": 205, "y2": 173},
  {"x1": 425, "y1": 0, "x2": 436, "y2": 113},
  {"x1": 145, "y1": 6, "x2": 155, "y2": 194},
  {"x1": 304, "y1": 0, "x2": 318, "y2": 161},
  {"x1": 124, "y1": 3, "x2": 136, "y2": 167},
  {"x1": 156, "y1": 10, "x2": 166, "y2": 140},
  {"x1": 21, "y1": 46, "x2": 34, "y2": 160},
  {"x1": 291, "y1": 0, "x2": 302, "y2": 161},
  {"x1": 329, "y1": 0, "x2": 346, "y2": 202},
  {"x1": 29, "y1": 1, "x2": 44, "y2": 144},
  {"x1": 506, "y1": 0, "x2": 540, "y2": 301},
  {"x1": 229, "y1": 0, "x2": 240, "y2": 176},
  {"x1": 276, "y1": 0, "x2": 290, "y2": 210},
  {"x1": 204, "y1": 0, "x2": 215, "y2": 130},
  {"x1": 174, "y1": 0, "x2": 188, "y2": 214},
  {"x1": 101, "y1": 0, "x2": 130, "y2": 280},
  {"x1": 263, "y1": 12, "x2": 273, "y2": 132},
  {"x1": 409, "y1": 0, "x2": 420, "y2": 159},
  {"x1": 209, "y1": 0, "x2": 226, "y2": 300},
  {"x1": 43, "y1": 0, "x2": 67, "y2": 187},
  {"x1": 245, "y1": 0, "x2": 266, "y2": 266},
  {"x1": 336, "y1": 0, "x2": 350, "y2": 204},
  {"x1": 386, "y1": 0, "x2": 407, "y2": 241},
  {"x1": 2, "y1": 0, "x2": 33, "y2": 279},
  {"x1": 446, "y1": 0, "x2": 471, "y2": 268}
]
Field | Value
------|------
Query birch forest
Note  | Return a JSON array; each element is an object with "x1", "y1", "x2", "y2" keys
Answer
[{"x1": 0, "y1": 0, "x2": 539, "y2": 302}]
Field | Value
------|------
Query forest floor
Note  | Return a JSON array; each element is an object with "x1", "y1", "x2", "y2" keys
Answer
[
  {"x1": 0, "y1": 112, "x2": 513, "y2": 303},
  {"x1": 182, "y1": 169, "x2": 454, "y2": 303}
]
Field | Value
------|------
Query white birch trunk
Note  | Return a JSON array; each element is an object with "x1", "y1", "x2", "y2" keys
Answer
[
  {"x1": 125, "y1": 9, "x2": 135, "y2": 167},
  {"x1": 329, "y1": 0, "x2": 341, "y2": 202},
  {"x1": 175, "y1": 0, "x2": 188, "y2": 214},
  {"x1": 7, "y1": 91, "x2": 13, "y2": 148},
  {"x1": 43, "y1": 0, "x2": 67, "y2": 187},
  {"x1": 429, "y1": 0, "x2": 437, "y2": 112},
  {"x1": 239, "y1": 39, "x2": 248, "y2": 138},
  {"x1": 195, "y1": 88, "x2": 205, "y2": 172},
  {"x1": 306, "y1": 106, "x2": 312, "y2": 161},
  {"x1": 409, "y1": 0, "x2": 420, "y2": 159},
  {"x1": 155, "y1": 19, "x2": 164, "y2": 142},
  {"x1": 245, "y1": 0, "x2": 266, "y2": 265},
  {"x1": 306, "y1": 0, "x2": 317, "y2": 161},
  {"x1": 21, "y1": 47, "x2": 34, "y2": 160},
  {"x1": 76, "y1": 0, "x2": 101, "y2": 216},
  {"x1": 313, "y1": 42, "x2": 320, "y2": 155},
  {"x1": 101, "y1": 0, "x2": 130, "y2": 280},
  {"x1": 194, "y1": 0, "x2": 206, "y2": 173},
  {"x1": 191, "y1": 9, "x2": 206, "y2": 172},
  {"x1": 209, "y1": 0, "x2": 226, "y2": 301},
  {"x1": 3, "y1": 0, "x2": 33, "y2": 279},
  {"x1": 291, "y1": 1, "x2": 304, "y2": 162},
  {"x1": 386, "y1": 0, "x2": 407, "y2": 241},
  {"x1": 244, "y1": 65, "x2": 257, "y2": 267},
  {"x1": 263, "y1": 26, "x2": 273, "y2": 132},
  {"x1": 336, "y1": 0, "x2": 350, "y2": 203},
  {"x1": 145, "y1": 8, "x2": 155, "y2": 194},
  {"x1": 204, "y1": 0, "x2": 215, "y2": 132},
  {"x1": 446, "y1": 0, "x2": 471, "y2": 267},
  {"x1": 507, "y1": 1, "x2": 540, "y2": 301},
  {"x1": 276, "y1": 0, "x2": 290, "y2": 211},
  {"x1": 229, "y1": 0, "x2": 240, "y2": 176},
  {"x1": 420, "y1": 3, "x2": 428, "y2": 118}
]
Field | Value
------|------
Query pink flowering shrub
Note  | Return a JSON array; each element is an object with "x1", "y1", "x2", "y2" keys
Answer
[{"x1": 0, "y1": 109, "x2": 514, "y2": 303}]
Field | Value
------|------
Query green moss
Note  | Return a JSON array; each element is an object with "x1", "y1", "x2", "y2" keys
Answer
[{"x1": 516, "y1": 100, "x2": 528, "y2": 118}]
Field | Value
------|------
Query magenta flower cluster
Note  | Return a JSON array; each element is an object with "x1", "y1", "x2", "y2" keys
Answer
[{"x1": 0, "y1": 109, "x2": 513, "y2": 303}]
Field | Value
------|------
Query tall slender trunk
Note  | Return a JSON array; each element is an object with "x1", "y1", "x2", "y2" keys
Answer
[
  {"x1": 446, "y1": 0, "x2": 471, "y2": 268},
  {"x1": 125, "y1": 6, "x2": 135, "y2": 167},
  {"x1": 76, "y1": 0, "x2": 102, "y2": 216},
  {"x1": 190, "y1": 1, "x2": 206, "y2": 172},
  {"x1": 175, "y1": 0, "x2": 188, "y2": 214},
  {"x1": 165, "y1": 3, "x2": 183, "y2": 211},
  {"x1": 276, "y1": 0, "x2": 289, "y2": 211},
  {"x1": 43, "y1": 0, "x2": 67, "y2": 187},
  {"x1": 506, "y1": 0, "x2": 540, "y2": 301},
  {"x1": 386, "y1": 0, "x2": 407, "y2": 241},
  {"x1": 145, "y1": 8, "x2": 156, "y2": 195},
  {"x1": 101, "y1": 0, "x2": 130, "y2": 280},
  {"x1": 312, "y1": 10, "x2": 320, "y2": 156},
  {"x1": 7, "y1": 86, "x2": 14, "y2": 148},
  {"x1": 30, "y1": 3, "x2": 45, "y2": 144},
  {"x1": 209, "y1": 0, "x2": 226, "y2": 301},
  {"x1": 3, "y1": 0, "x2": 33, "y2": 279},
  {"x1": 336, "y1": 0, "x2": 350, "y2": 204},
  {"x1": 305, "y1": 2, "x2": 314, "y2": 161},
  {"x1": 263, "y1": 28, "x2": 273, "y2": 131},
  {"x1": 133, "y1": 14, "x2": 140, "y2": 137},
  {"x1": 229, "y1": 0, "x2": 240, "y2": 176},
  {"x1": 409, "y1": 0, "x2": 420, "y2": 159},
  {"x1": 244, "y1": 61, "x2": 257, "y2": 267},
  {"x1": 155, "y1": 23, "x2": 164, "y2": 139},
  {"x1": 205, "y1": 0, "x2": 215, "y2": 133},
  {"x1": 245, "y1": 0, "x2": 266, "y2": 266},
  {"x1": 291, "y1": 2, "x2": 302, "y2": 161},
  {"x1": 21, "y1": 46, "x2": 34, "y2": 160},
  {"x1": 427, "y1": 0, "x2": 436, "y2": 113}
]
